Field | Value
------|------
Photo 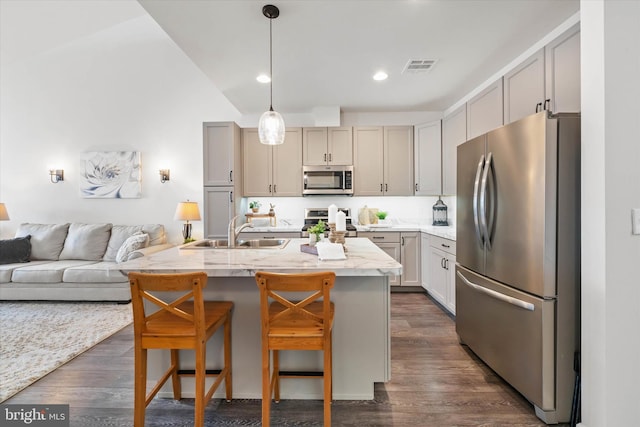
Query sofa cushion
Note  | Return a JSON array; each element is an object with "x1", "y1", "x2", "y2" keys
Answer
[
  {"x1": 0, "y1": 261, "x2": 51, "y2": 283},
  {"x1": 15, "y1": 223, "x2": 70, "y2": 260},
  {"x1": 0, "y1": 236, "x2": 32, "y2": 264},
  {"x1": 59, "y1": 223, "x2": 113, "y2": 261},
  {"x1": 10, "y1": 260, "x2": 96, "y2": 283},
  {"x1": 103, "y1": 225, "x2": 143, "y2": 261},
  {"x1": 116, "y1": 232, "x2": 149, "y2": 263},
  {"x1": 141, "y1": 224, "x2": 166, "y2": 246},
  {"x1": 62, "y1": 261, "x2": 128, "y2": 283}
]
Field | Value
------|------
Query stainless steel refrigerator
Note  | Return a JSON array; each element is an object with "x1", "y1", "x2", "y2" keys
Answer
[{"x1": 455, "y1": 111, "x2": 580, "y2": 424}]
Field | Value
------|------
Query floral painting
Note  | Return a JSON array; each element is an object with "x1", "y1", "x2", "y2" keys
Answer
[{"x1": 80, "y1": 151, "x2": 141, "y2": 198}]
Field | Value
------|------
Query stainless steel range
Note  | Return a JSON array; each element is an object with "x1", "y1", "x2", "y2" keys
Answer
[{"x1": 301, "y1": 208, "x2": 357, "y2": 237}]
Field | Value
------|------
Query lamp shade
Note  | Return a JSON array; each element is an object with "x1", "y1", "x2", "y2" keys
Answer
[
  {"x1": 174, "y1": 201, "x2": 201, "y2": 221},
  {"x1": 258, "y1": 110, "x2": 286, "y2": 145},
  {"x1": 0, "y1": 203, "x2": 9, "y2": 221}
]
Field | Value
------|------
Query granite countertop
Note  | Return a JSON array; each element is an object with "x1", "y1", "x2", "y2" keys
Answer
[{"x1": 118, "y1": 237, "x2": 402, "y2": 277}]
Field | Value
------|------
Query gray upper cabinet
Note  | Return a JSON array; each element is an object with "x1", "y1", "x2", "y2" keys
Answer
[
  {"x1": 353, "y1": 126, "x2": 414, "y2": 196},
  {"x1": 203, "y1": 122, "x2": 241, "y2": 187},
  {"x1": 504, "y1": 24, "x2": 580, "y2": 124},
  {"x1": 303, "y1": 127, "x2": 353, "y2": 166},
  {"x1": 545, "y1": 24, "x2": 580, "y2": 113},
  {"x1": 442, "y1": 106, "x2": 467, "y2": 196},
  {"x1": 243, "y1": 128, "x2": 302, "y2": 197},
  {"x1": 467, "y1": 78, "x2": 504, "y2": 139},
  {"x1": 414, "y1": 120, "x2": 442, "y2": 196}
]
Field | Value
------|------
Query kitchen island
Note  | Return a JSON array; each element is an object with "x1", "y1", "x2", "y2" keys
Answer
[{"x1": 118, "y1": 237, "x2": 402, "y2": 400}]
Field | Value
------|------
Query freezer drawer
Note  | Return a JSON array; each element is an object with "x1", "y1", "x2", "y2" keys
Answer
[{"x1": 455, "y1": 265, "x2": 555, "y2": 412}]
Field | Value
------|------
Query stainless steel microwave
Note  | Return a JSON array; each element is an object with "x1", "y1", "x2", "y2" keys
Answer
[{"x1": 302, "y1": 165, "x2": 353, "y2": 195}]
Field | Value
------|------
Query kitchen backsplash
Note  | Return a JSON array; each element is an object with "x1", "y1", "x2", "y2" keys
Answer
[{"x1": 241, "y1": 196, "x2": 456, "y2": 226}]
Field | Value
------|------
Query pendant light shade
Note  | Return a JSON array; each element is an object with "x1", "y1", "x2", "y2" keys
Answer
[
  {"x1": 259, "y1": 109, "x2": 285, "y2": 145},
  {"x1": 259, "y1": 4, "x2": 285, "y2": 145}
]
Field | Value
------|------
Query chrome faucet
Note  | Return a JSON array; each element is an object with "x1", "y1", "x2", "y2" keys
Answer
[{"x1": 228, "y1": 215, "x2": 253, "y2": 248}]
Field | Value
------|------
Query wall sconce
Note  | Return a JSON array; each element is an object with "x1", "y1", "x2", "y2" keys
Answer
[
  {"x1": 49, "y1": 169, "x2": 64, "y2": 183},
  {"x1": 159, "y1": 169, "x2": 170, "y2": 183}
]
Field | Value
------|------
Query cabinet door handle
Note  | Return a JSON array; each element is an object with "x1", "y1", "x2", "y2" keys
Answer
[
  {"x1": 380, "y1": 183, "x2": 383, "y2": 192},
  {"x1": 324, "y1": 153, "x2": 327, "y2": 162},
  {"x1": 269, "y1": 184, "x2": 272, "y2": 193},
  {"x1": 229, "y1": 191, "x2": 233, "y2": 203},
  {"x1": 328, "y1": 153, "x2": 332, "y2": 162},
  {"x1": 273, "y1": 185, "x2": 277, "y2": 193},
  {"x1": 415, "y1": 183, "x2": 419, "y2": 192},
  {"x1": 441, "y1": 258, "x2": 445, "y2": 269},
  {"x1": 401, "y1": 237, "x2": 405, "y2": 246},
  {"x1": 229, "y1": 170, "x2": 233, "y2": 183},
  {"x1": 535, "y1": 102, "x2": 542, "y2": 113},
  {"x1": 385, "y1": 183, "x2": 388, "y2": 192},
  {"x1": 445, "y1": 259, "x2": 449, "y2": 270},
  {"x1": 441, "y1": 243, "x2": 450, "y2": 248},
  {"x1": 372, "y1": 236, "x2": 384, "y2": 240},
  {"x1": 543, "y1": 99, "x2": 551, "y2": 111}
]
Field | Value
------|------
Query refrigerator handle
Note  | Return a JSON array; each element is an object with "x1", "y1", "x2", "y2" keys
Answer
[
  {"x1": 456, "y1": 271, "x2": 535, "y2": 311},
  {"x1": 473, "y1": 154, "x2": 485, "y2": 246},
  {"x1": 479, "y1": 152, "x2": 493, "y2": 250}
]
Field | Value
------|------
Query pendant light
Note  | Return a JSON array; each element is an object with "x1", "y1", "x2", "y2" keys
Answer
[{"x1": 258, "y1": 4, "x2": 285, "y2": 145}]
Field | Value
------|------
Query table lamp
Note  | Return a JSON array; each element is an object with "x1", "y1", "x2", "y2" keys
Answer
[
  {"x1": 0, "y1": 203, "x2": 9, "y2": 221},
  {"x1": 174, "y1": 201, "x2": 201, "y2": 242}
]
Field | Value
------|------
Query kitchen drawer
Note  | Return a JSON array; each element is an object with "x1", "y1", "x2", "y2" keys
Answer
[
  {"x1": 430, "y1": 235, "x2": 456, "y2": 255},
  {"x1": 237, "y1": 231, "x2": 301, "y2": 240},
  {"x1": 358, "y1": 231, "x2": 400, "y2": 243}
]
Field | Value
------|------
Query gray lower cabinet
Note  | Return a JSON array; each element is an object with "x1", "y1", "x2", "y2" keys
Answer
[
  {"x1": 204, "y1": 187, "x2": 235, "y2": 239},
  {"x1": 360, "y1": 231, "x2": 420, "y2": 287},
  {"x1": 427, "y1": 235, "x2": 456, "y2": 314}
]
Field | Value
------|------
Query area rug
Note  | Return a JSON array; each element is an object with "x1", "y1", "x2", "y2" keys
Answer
[{"x1": 0, "y1": 301, "x2": 132, "y2": 402}]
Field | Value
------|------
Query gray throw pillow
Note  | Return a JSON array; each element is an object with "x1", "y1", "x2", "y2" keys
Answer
[
  {"x1": 103, "y1": 225, "x2": 144, "y2": 261},
  {"x1": 15, "y1": 223, "x2": 70, "y2": 260},
  {"x1": 0, "y1": 235, "x2": 32, "y2": 264},
  {"x1": 59, "y1": 223, "x2": 113, "y2": 261}
]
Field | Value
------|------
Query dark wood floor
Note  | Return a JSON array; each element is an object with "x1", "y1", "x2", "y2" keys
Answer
[{"x1": 6, "y1": 292, "x2": 555, "y2": 426}]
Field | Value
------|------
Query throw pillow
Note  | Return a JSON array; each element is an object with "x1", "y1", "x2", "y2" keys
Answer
[
  {"x1": 103, "y1": 225, "x2": 143, "y2": 261},
  {"x1": 0, "y1": 235, "x2": 32, "y2": 264},
  {"x1": 116, "y1": 232, "x2": 149, "y2": 263},
  {"x1": 15, "y1": 223, "x2": 70, "y2": 260},
  {"x1": 59, "y1": 223, "x2": 113, "y2": 261}
]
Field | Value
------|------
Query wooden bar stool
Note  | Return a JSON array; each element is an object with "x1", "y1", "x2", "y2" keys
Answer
[
  {"x1": 255, "y1": 271, "x2": 336, "y2": 427},
  {"x1": 128, "y1": 272, "x2": 233, "y2": 427}
]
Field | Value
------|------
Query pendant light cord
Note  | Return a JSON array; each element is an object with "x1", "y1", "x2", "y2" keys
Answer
[{"x1": 269, "y1": 15, "x2": 274, "y2": 112}]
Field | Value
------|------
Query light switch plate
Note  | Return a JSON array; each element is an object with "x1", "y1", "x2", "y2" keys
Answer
[{"x1": 633, "y1": 209, "x2": 640, "y2": 235}]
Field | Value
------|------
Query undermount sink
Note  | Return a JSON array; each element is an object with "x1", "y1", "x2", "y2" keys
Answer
[
  {"x1": 180, "y1": 238, "x2": 289, "y2": 249},
  {"x1": 237, "y1": 239, "x2": 289, "y2": 249}
]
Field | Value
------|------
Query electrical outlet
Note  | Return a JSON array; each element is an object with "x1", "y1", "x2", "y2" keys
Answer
[{"x1": 633, "y1": 209, "x2": 640, "y2": 235}]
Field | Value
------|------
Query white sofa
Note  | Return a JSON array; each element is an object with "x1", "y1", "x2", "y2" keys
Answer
[{"x1": 0, "y1": 223, "x2": 172, "y2": 302}]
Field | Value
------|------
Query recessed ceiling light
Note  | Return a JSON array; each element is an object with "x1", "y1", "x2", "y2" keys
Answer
[
  {"x1": 256, "y1": 74, "x2": 271, "y2": 83},
  {"x1": 373, "y1": 71, "x2": 388, "y2": 81}
]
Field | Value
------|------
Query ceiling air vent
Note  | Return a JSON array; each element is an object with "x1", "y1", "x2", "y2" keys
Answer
[{"x1": 402, "y1": 59, "x2": 437, "y2": 74}]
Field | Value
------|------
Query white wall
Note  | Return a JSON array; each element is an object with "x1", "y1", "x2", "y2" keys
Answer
[
  {"x1": 0, "y1": 10, "x2": 240, "y2": 244},
  {"x1": 580, "y1": 1, "x2": 640, "y2": 426}
]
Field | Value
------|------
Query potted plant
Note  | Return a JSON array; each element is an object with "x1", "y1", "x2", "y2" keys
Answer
[
  {"x1": 376, "y1": 211, "x2": 389, "y2": 224},
  {"x1": 249, "y1": 200, "x2": 261, "y2": 213},
  {"x1": 307, "y1": 220, "x2": 326, "y2": 246}
]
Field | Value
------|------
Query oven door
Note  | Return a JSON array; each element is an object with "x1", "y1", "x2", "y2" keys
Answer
[{"x1": 303, "y1": 166, "x2": 353, "y2": 195}]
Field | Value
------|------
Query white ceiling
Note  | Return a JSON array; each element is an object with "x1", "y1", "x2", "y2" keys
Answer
[{"x1": 1, "y1": 0, "x2": 580, "y2": 115}]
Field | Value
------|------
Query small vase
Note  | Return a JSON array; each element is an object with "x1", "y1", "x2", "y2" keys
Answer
[
  {"x1": 308, "y1": 234, "x2": 318, "y2": 246},
  {"x1": 251, "y1": 208, "x2": 259, "y2": 213}
]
